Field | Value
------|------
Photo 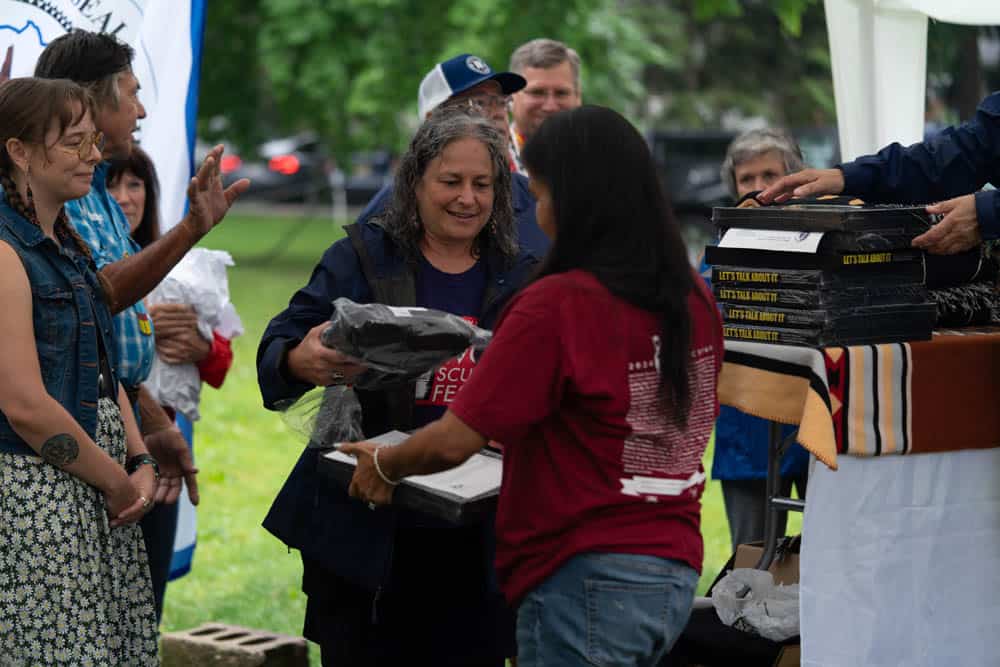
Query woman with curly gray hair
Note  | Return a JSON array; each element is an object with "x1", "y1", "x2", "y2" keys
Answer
[{"x1": 257, "y1": 105, "x2": 538, "y2": 666}]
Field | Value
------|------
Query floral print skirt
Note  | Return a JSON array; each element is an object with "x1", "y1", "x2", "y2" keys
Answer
[{"x1": 0, "y1": 397, "x2": 158, "y2": 666}]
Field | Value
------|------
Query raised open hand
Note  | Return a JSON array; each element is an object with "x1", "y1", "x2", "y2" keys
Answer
[{"x1": 186, "y1": 144, "x2": 251, "y2": 237}]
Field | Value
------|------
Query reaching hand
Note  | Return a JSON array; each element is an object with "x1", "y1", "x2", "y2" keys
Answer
[
  {"x1": 144, "y1": 426, "x2": 199, "y2": 505},
  {"x1": 913, "y1": 194, "x2": 982, "y2": 255},
  {"x1": 285, "y1": 322, "x2": 368, "y2": 387},
  {"x1": 757, "y1": 168, "x2": 845, "y2": 204},
  {"x1": 185, "y1": 145, "x2": 250, "y2": 237},
  {"x1": 340, "y1": 441, "x2": 396, "y2": 507}
]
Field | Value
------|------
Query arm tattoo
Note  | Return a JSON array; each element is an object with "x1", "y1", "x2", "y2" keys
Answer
[{"x1": 40, "y1": 433, "x2": 79, "y2": 468}]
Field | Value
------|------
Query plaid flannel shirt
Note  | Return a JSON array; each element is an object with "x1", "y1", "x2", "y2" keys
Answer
[{"x1": 65, "y1": 162, "x2": 155, "y2": 387}]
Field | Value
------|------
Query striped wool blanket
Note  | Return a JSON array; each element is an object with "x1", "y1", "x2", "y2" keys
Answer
[{"x1": 718, "y1": 328, "x2": 1000, "y2": 469}]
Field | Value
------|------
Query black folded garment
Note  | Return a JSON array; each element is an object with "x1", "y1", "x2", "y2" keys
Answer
[
  {"x1": 321, "y1": 298, "x2": 492, "y2": 389},
  {"x1": 714, "y1": 283, "x2": 928, "y2": 310},
  {"x1": 929, "y1": 283, "x2": 1000, "y2": 328}
]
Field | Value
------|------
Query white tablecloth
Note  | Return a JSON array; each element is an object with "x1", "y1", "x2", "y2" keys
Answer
[{"x1": 800, "y1": 448, "x2": 1000, "y2": 666}]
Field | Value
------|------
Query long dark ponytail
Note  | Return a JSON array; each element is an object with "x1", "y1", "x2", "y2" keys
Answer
[{"x1": 521, "y1": 105, "x2": 698, "y2": 425}]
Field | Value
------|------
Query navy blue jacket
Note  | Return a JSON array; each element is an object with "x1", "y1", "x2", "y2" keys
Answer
[
  {"x1": 257, "y1": 221, "x2": 539, "y2": 592},
  {"x1": 354, "y1": 172, "x2": 551, "y2": 257},
  {"x1": 840, "y1": 91, "x2": 1000, "y2": 239},
  {"x1": 0, "y1": 194, "x2": 118, "y2": 455}
]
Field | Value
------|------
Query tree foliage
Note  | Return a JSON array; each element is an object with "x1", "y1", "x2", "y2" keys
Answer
[{"x1": 197, "y1": 0, "x2": 834, "y2": 158}]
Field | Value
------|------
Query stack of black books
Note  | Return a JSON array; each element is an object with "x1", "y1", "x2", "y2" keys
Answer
[{"x1": 705, "y1": 204, "x2": 938, "y2": 346}]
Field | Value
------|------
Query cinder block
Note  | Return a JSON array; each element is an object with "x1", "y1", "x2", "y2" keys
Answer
[{"x1": 160, "y1": 623, "x2": 308, "y2": 667}]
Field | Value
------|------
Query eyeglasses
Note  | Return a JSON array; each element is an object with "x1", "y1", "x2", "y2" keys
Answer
[
  {"x1": 447, "y1": 94, "x2": 510, "y2": 113},
  {"x1": 54, "y1": 131, "x2": 105, "y2": 160}
]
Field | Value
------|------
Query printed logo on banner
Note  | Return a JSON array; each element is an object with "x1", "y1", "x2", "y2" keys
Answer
[
  {"x1": 0, "y1": 0, "x2": 140, "y2": 82},
  {"x1": 415, "y1": 316, "x2": 480, "y2": 407}
]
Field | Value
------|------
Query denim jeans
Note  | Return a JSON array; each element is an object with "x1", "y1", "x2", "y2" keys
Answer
[{"x1": 516, "y1": 552, "x2": 699, "y2": 667}]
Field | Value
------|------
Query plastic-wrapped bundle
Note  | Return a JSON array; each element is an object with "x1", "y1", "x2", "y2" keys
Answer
[
  {"x1": 277, "y1": 386, "x2": 364, "y2": 449},
  {"x1": 144, "y1": 248, "x2": 242, "y2": 421},
  {"x1": 320, "y1": 298, "x2": 492, "y2": 389},
  {"x1": 929, "y1": 283, "x2": 1000, "y2": 328}
]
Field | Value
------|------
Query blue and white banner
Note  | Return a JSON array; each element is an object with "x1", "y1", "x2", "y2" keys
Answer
[
  {"x1": 0, "y1": 0, "x2": 206, "y2": 579},
  {"x1": 0, "y1": 0, "x2": 207, "y2": 231}
]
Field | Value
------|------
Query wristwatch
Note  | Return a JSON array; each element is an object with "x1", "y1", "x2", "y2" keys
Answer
[{"x1": 126, "y1": 453, "x2": 160, "y2": 479}]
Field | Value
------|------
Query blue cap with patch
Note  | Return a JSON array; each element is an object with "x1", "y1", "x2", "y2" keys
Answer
[{"x1": 418, "y1": 53, "x2": 526, "y2": 119}]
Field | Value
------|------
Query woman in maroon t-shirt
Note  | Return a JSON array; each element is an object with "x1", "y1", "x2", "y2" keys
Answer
[{"x1": 344, "y1": 105, "x2": 723, "y2": 666}]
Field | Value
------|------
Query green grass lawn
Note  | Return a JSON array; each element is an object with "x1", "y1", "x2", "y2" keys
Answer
[{"x1": 160, "y1": 212, "x2": 799, "y2": 664}]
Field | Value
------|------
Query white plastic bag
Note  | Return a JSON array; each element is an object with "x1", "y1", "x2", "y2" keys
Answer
[
  {"x1": 711, "y1": 568, "x2": 800, "y2": 642},
  {"x1": 144, "y1": 248, "x2": 242, "y2": 421}
]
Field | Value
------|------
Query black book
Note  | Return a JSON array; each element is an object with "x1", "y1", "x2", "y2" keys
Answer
[
  {"x1": 704, "y1": 244, "x2": 925, "y2": 273},
  {"x1": 713, "y1": 284, "x2": 927, "y2": 309},
  {"x1": 710, "y1": 265, "x2": 930, "y2": 292},
  {"x1": 318, "y1": 431, "x2": 501, "y2": 525},
  {"x1": 712, "y1": 203, "x2": 934, "y2": 233},
  {"x1": 720, "y1": 303, "x2": 935, "y2": 330},
  {"x1": 722, "y1": 303, "x2": 935, "y2": 347}
]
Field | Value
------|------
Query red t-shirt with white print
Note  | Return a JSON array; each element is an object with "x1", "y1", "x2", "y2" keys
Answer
[{"x1": 449, "y1": 269, "x2": 723, "y2": 605}]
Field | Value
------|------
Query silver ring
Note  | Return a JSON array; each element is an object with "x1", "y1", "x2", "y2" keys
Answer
[
  {"x1": 331, "y1": 371, "x2": 346, "y2": 384},
  {"x1": 367, "y1": 501, "x2": 376, "y2": 511},
  {"x1": 140, "y1": 496, "x2": 150, "y2": 509}
]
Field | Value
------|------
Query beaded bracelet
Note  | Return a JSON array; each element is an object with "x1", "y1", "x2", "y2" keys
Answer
[{"x1": 126, "y1": 453, "x2": 160, "y2": 479}]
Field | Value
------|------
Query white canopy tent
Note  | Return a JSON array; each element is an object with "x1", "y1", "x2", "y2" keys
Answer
[{"x1": 824, "y1": 0, "x2": 1000, "y2": 161}]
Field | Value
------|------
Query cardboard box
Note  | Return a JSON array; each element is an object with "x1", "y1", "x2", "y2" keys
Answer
[
  {"x1": 732, "y1": 543, "x2": 800, "y2": 586},
  {"x1": 733, "y1": 542, "x2": 800, "y2": 666}
]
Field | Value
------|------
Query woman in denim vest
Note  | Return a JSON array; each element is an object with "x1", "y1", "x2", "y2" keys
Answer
[{"x1": 0, "y1": 77, "x2": 158, "y2": 664}]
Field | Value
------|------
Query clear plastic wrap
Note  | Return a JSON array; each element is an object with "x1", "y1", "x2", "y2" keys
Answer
[
  {"x1": 144, "y1": 249, "x2": 242, "y2": 421},
  {"x1": 277, "y1": 386, "x2": 364, "y2": 449},
  {"x1": 712, "y1": 569, "x2": 800, "y2": 642},
  {"x1": 320, "y1": 298, "x2": 492, "y2": 389}
]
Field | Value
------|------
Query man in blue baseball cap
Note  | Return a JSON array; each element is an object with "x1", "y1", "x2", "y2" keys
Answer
[
  {"x1": 355, "y1": 53, "x2": 550, "y2": 257},
  {"x1": 417, "y1": 53, "x2": 525, "y2": 124}
]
